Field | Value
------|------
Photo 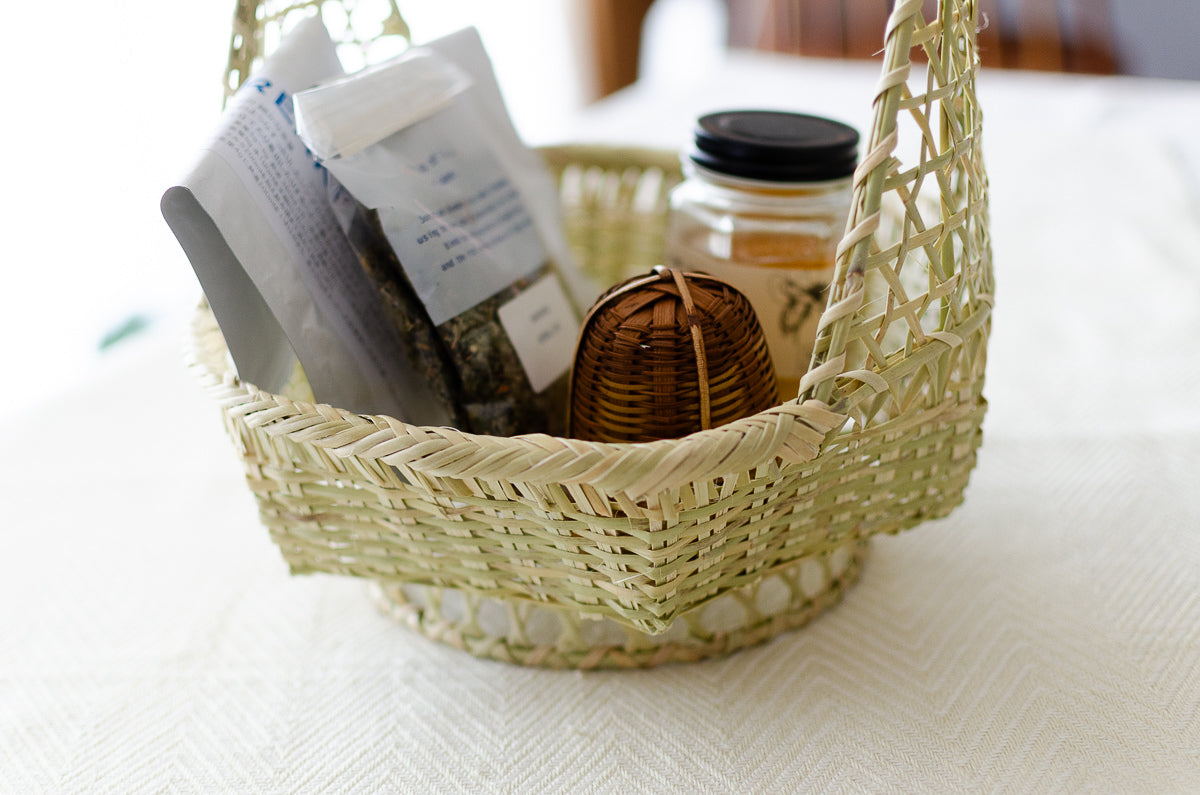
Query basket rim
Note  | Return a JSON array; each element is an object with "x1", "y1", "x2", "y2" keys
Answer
[
  {"x1": 193, "y1": 285, "x2": 988, "y2": 498},
  {"x1": 190, "y1": 301, "x2": 847, "y2": 499}
]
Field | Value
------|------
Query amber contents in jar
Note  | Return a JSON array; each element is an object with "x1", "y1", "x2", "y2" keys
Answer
[{"x1": 663, "y1": 111, "x2": 858, "y2": 401}]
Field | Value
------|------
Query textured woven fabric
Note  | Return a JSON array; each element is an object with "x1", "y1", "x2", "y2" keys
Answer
[{"x1": 3, "y1": 56, "x2": 1199, "y2": 793}]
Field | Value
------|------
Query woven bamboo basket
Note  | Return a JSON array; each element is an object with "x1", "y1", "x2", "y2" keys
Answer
[{"x1": 192, "y1": 0, "x2": 993, "y2": 668}]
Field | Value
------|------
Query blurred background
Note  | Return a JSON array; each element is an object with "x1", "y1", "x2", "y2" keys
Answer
[{"x1": 1, "y1": 0, "x2": 1196, "y2": 416}]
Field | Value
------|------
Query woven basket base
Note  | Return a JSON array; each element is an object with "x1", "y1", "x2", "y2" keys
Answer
[{"x1": 370, "y1": 539, "x2": 867, "y2": 669}]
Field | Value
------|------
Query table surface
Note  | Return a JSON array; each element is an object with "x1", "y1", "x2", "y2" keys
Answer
[{"x1": 3, "y1": 51, "x2": 1199, "y2": 793}]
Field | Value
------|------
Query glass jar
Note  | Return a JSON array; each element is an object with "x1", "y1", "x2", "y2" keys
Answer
[{"x1": 663, "y1": 110, "x2": 858, "y2": 401}]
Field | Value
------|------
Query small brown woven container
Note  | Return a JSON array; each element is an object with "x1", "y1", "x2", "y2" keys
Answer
[{"x1": 569, "y1": 268, "x2": 778, "y2": 442}]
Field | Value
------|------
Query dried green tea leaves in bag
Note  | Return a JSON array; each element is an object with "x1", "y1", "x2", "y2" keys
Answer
[
  {"x1": 338, "y1": 201, "x2": 469, "y2": 429},
  {"x1": 296, "y1": 29, "x2": 582, "y2": 436}
]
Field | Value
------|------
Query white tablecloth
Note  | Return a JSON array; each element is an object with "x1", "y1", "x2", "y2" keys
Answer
[{"x1": 3, "y1": 53, "x2": 1199, "y2": 793}]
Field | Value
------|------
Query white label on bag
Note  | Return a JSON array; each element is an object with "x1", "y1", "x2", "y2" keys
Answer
[
  {"x1": 497, "y1": 275, "x2": 580, "y2": 393},
  {"x1": 367, "y1": 104, "x2": 549, "y2": 326}
]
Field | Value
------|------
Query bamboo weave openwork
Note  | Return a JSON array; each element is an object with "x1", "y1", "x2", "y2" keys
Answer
[{"x1": 193, "y1": 0, "x2": 993, "y2": 668}]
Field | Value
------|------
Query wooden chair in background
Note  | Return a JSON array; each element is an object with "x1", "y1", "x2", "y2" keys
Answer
[{"x1": 583, "y1": 0, "x2": 1118, "y2": 99}]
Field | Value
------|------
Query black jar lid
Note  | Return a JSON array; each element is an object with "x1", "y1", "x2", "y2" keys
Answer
[{"x1": 690, "y1": 110, "x2": 859, "y2": 182}]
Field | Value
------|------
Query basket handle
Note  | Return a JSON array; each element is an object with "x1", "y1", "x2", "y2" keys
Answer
[{"x1": 799, "y1": 0, "x2": 981, "y2": 407}]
